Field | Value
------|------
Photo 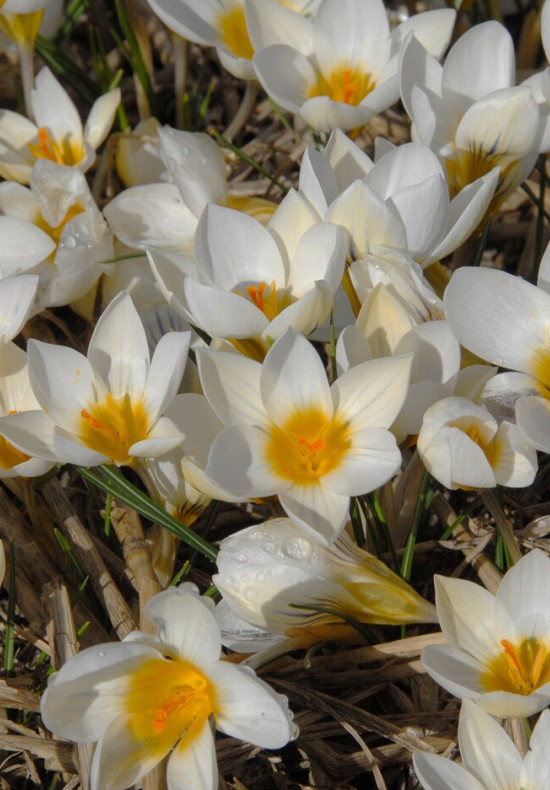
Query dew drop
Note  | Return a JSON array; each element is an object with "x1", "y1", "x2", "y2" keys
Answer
[
  {"x1": 256, "y1": 572, "x2": 265, "y2": 582},
  {"x1": 283, "y1": 536, "x2": 312, "y2": 560},
  {"x1": 97, "y1": 651, "x2": 105, "y2": 658},
  {"x1": 235, "y1": 552, "x2": 248, "y2": 563},
  {"x1": 244, "y1": 587, "x2": 257, "y2": 601}
]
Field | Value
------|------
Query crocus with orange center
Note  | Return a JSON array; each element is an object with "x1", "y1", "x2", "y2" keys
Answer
[
  {"x1": 422, "y1": 549, "x2": 550, "y2": 717},
  {"x1": 198, "y1": 328, "x2": 411, "y2": 544},
  {"x1": 41, "y1": 584, "x2": 297, "y2": 790}
]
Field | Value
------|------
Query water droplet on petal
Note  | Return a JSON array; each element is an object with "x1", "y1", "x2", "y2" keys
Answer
[{"x1": 283, "y1": 537, "x2": 312, "y2": 560}]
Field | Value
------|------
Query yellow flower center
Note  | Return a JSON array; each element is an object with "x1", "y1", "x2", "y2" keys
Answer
[
  {"x1": 27, "y1": 127, "x2": 85, "y2": 168},
  {"x1": 123, "y1": 656, "x2": 216, "y2": 768},
  {"x1": 529, "y1": 344, "x2": 550, "y2": 392},
  {"x1": 0, "y1": 434, "x2": 30, "y2": 470},
  {"x1": 78, "y1": 392, "x2": 150, "y2": 465},
  {"x1": 218, "y1": 4, "x2": 254, "y2": 59},
  {"x1": 448, "y1": 417, "x2": 500, "y2": 472},
  {"x1": 308, "y1": 67, "x2": 374, "y2": 106},
  {"x1": 266, "y1": 407, "x2": 351, "y2": 484},
  {"x1": 482, "y1": 637, "x2": 550, "y2": 695},
  {"x1": 244, "y1": 280, "x2": 292, "y2": 322},
  {"x1": 36, "y1": 203, "x2": 85, "y2": 249},
  {"x1": 0, "y1": 5, "x2": 44, "y2": 47},
  {"x1": 445, "y1": 144, "x2": 517, "y2": 207}
]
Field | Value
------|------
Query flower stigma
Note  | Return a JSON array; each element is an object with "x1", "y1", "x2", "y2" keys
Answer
[
  {"x1": 308, "y1": 67, "x2": 374, "y2": 106},
  {"x1": 267, "y1": 407, "x2": 351, "y2": 484},
  {"x1": 27, "y1": 127, "x2": 85, "y2": 167},
  {"x1": 482, "y1": 637, "x2": 550, "y2": 695},
  {"x1": 79, "y1": 392, "x2": 150, "y2": 465}
]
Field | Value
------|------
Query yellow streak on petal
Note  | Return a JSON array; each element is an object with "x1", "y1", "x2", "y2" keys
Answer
[
  {"x1": 225, "y1": 193, "x2": 277, "y2": 226},
  {"x1": 0, "y1": 8, "x2": 43, "y2": 46},
  {"x1": 79, "y1": 392, "x2": 150, "y2": 465},
  {"x1": 308, "y1": 67, "x2": 374, "y2": 106},
  {"x1": 0, "y1": 435, "x2": 30, "y2": 470},
  {"x1": 218, "y1": 4, "x2": 254, "y2": 59},
  {"x1": 123, "y1": 656, "x2": 216, "y2": 765},
  {"x1": 445, "y1": 144, "x2": 518, "y2": 208},
  {"x1": 36, "y1": 202, "x2": 85, "y2": 249},
  {"x1": 481, "y1": 637, "x2": 550, "y2": 695},
  {"x1": 529, "y1": 344, "x2": 550, "y2": 391},
  {"x1": 266, "y1": 407, "x2": 351, "y2": 485}
]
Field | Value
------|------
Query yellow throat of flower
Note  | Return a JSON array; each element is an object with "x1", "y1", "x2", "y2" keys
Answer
[
  {"x1": 27, "y1": 127, "x2": 86, "y2": 168},
  {"x1": 0, "y1": 434, "x2": 30, "y2": 470},
  {"x1": 79, "y1": 392, "x2": 150, "y2": 466},
  {"x1": 0, "y1": 4, "x2": 44, "y2": 47},
  {"x1": 482, "y1": 637, "x2": 550, "y2": 695},
  {"x1": 124, "y1": 656, "x2": 216, "y2": 764},
  {"x1": 445, "y1": 144, "x2": 517, "y2": 207},
  {"x1": 308, "y1": 66, "x2": 374, "y2": 106},
  {"x1": 267, "y1": 406, "x2": 351, "y2": 485},
  {"x1": 218, "y1": 4, "x2": 254, "y2": 59}
]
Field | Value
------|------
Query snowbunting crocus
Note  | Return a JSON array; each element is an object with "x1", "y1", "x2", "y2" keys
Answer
[
  {"x1": 400, "y1": 21, "x2": 548, "y2": 211},
  {"x1": 414, "y1": 699, "x2": 550, "y2": 790},
  {"x1": 443, "y1": 259, "x2": 550, "y2": 453},
  {"x1": 300, "y1": 135, "x2": 499, "y2": 271},
  {"x1": 422, "y1": 549, "x2": 550, "y2": 717},
  {"x1": 198, "y1": 328, "x2": 410, "y2": 544},
  {"x1": 41, "y1": 584, "x2": 297, "y2": 790},
  {"x1": 1, "y1": 292, "x2": 190, "y2": 467},
  {"x1": 151, "y1": 194, "x2": 345, "y2": 358},
  {"x1": 417, "y1": 396, "x2": 537, "y2": 490},
  {"x1": 214, "y1": 517, "x2": 437, "y2": 648},
  {"x1": 0, "y1": 66, "x2": 120, "y2": 183},
  {"x1": 105, "y1": 126, "x2": 277, "y2": 262},
  {"x1": 0, "y1": 159, "x2": 113, "y2": 312},
  {"x1": 0, "y1": 274, "x2": 37, "y2": 342},
  {"x1": 253, "y1": 0, "x2": 455, "y2": 133}
]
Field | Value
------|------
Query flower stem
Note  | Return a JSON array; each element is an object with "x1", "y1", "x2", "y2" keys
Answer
[{"x1": 479, "y1": 488, "x2": 522, "y2": 565}]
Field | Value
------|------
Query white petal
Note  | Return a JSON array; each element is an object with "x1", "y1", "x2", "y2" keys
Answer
[
  {"x1": 322, "y1": 427, "x2": 401, "y2": 495},
  {"x1": 84, "y1": 89, "x2": 120, "y2": 150},
  {"x1": 32, "y1": 67, "x2": 83, "y2": 150},
  {"x1": 495, "y1": 549, "x2": 550, "y2": 638},
  {"x1": 207, "y1": 662, "x2": 297, "y2": 747},
  {"x1": 183, "y1": 278, "x2": 268, "y2": 338},
  {"x1": 166, "y1": 720, "x2": 217, "y2": 790},
  {"x1": 0, "y1": 409, "x2": 58, "y2": 461},
  {"x1": 515, "y1": 395, "x2": 550, "y2": 453},
  {"x1": 280, "y1": 484, "x2": 350, "y2": 544},
  {"x1": 261, "y1": 330, "x2": 333, "y2": 425},
  {"x1": 253, "y1": 46, "x2": 313, "y2": 113},
  {"x1": 0, "y1": 216, "x2": 55, "y2": 276},
  {"x1": 413, "y1": 752, "x2": 486, "y2": 790},
  {"x1": 205, "y1": 425, "x2": 279, "y2": 498},
  {"x1": 144, "y1": 585, "x2": 221, "y2": 665},
  {"x1": 196, "y1": 348, "x2": 267, "y2": 426},
  {"x1": 0, "y1": 274, "x2": 38, "y2": 342},
  {"x1": 391, "y1": 8, "x2": 455, "y2": 59},
  {"x1": 142, "y1": 331, "x2": 190, "y2": 420},
  {"x1": 421, "y1": 644, "x2": 485, "y2": 700}
]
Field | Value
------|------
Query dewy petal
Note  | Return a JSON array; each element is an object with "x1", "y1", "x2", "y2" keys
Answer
[
  {"x1": 413, "y1": 752, "x2": 487, "y2": 790},
  {"x1": 260, "y1": 330, "x2": 333, "y2": 426},
  {"x1": 206, "y1": 661, "x2": 297, "y2": 748},
  {"x1": 144, "y1": 585, "x2": 221, "y2": 665},
  {"x1": 196, "y1": 348, "x2": 267, "y2": 427},
  {"x1": 332, "y1": 355, "x2": 412, "y2": 431},
  {"x1": 166, "y1": 719, "x2": 217, "y2": 790},
  {"x1": 444, "y1": 267, "x2": 550, "y2": 377},
  {"x1": 88, "y1": 292, "x2": 149, "y2": 398},
  {"x1": 279, "y1": 483, "x2": 350, "y2": 545},
  {"x1": 458, "y1": 699, "x2": 523, "y2": 789},
  {"x1": 159, "y1": 127, "x2": 227, "y2": 218},
  {"x1": 40, "y1": 642, "x2": 159, "y2": 743},
  {"x1": 433, "y1": 574, "x2": 504, "y2": 662}
]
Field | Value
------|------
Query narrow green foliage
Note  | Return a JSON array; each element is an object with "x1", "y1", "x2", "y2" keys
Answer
[
  {"x1": 3, "y1": 540, "x2": 16, "y2": 675},
  {"x1": 365, "y1": 493, "x2": 399, "y2": 572},
  {"x1": 103, "y1": 492, "x2": 113, "y2": 539},
  {"x1": 35, "y1": 36, "x2": 100, "y2": 105},
  {"x1": 521, "y1": 180, "x2": 550, "y2": 225},
  {"x1": 289, "y1": 602, "x2": 379, "y2": 644},
  {"x1": 267, "y1": 97, "x2": 292, "y2": 130},
  {"x1": 349, "y1": 497, "x2": 367, "y2": 548},
  {"x1": 54, "y1": 529, "x2": 87, "y2": 581},
  {"x1": 210, "y1": 130, "x2": 288, "y2": 192},
  {"x1": 53, "y1": 0, "x2": 93, "y2": 43},
  {"x1": 400, "y1": 469, "x2": 431, "y2": 582},
  {"x1": 112, "y1": 0, "x2": 157, "y2": 117},
  {"x1": 199, "y1": 77, "x2": 218, "y2": 122},
  {"x1": 170, "y1": 560, "x2": 191, "y2": 586},
  {"x1": 78, "y1": 465, "x2": 218, "y2": 563},
  {"x1": 472, "y1": 215, "x2": 493, "y2": 267}
]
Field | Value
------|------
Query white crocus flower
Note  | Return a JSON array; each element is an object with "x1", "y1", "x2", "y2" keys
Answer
[
  {"x1": 0, "y1": 159, "x2": 113, "y2": 312},
  {"x1": 414, "y1": 699, "x2": 550, "y2": 790},
  {"x1": 253, "y1": 0, "x2": 455, "y2": 133},
  {"x1": 198, "y1": 328, "x2": 410, "y2": 544},
  {"x1": 151, "y1": 194, "x2": 345, "y2": 357},
  {"x1": 443, "y1": 260, "x2": 550, "y2": 453},
  {"x1": 302, "y1": 135, "x2": 499, "y2": 269},
  {"x1": 422, "y1": 549, "x2": 550, "y2": 717},
  {"x1": 0, "y1": 66, "x2": 120, "y2": 184},
  {"x1": 41, "y1": 584, "x2": 297, "y2": 790},
  {"x1": 417, "y1": 396, "x2": 537, "y2": 490},
  {"x1": 0, "y1": 341, "x2": 57, "y2": 478},
  {"x1": 214, "y1": 517, "x2": 437, "y2": 647},
  {"x1": 1, "y1": 292, "x2": 190, "y2": 467},
  {"x1": 105, "y1": 126, "x2": 276, "y2": 261},
  {"x1": 400, "y1": 21, "x2": 548, "y2": 210}
]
